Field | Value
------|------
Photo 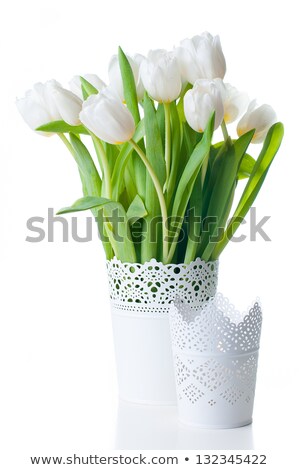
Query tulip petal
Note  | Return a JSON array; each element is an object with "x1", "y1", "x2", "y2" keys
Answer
[
  {"x1": 80, "y1": 90, "x2": 135, "y2": 145},
  {"x1": 51, "y1": 87, "x2": 82, "y2": 126},
  {"x1": 237, "y1": 101, "x2": 277, "y2": 143},
  {"x1": 176, "y1": 32, "x2": 226, "y2": 83},
  {"x1": 140, "y1": 50, "x2": 182, "y2": 103}
]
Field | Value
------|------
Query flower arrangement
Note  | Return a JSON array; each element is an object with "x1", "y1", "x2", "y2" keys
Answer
[{"x1": 17, "y1": 32, "x2": 284, "y2": 265}]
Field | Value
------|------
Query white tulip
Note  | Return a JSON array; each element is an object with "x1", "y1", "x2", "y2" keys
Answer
[
  {"x1": 184, "y1": 79, "x2": 224, "y2": 132},
  {"x1": 48, "y1": 81, "x2": 82, "y2": 126},
  {"x1": 16, "y1": 80, "x2": 60, "y2": 136},
  {"x1": 16, "y1": 80, "x2": 82, "y2": 135},
  {"x1": 69, "y1": 74, "x2": 106, "y2": 99},
  {"x1": 140, "y1": 49, "x2": 182, "y2": 103},
  {"x1": 237, "y1": 100, "x2": 277, "y2": 143},
  {"x1": 79, "y1": 88, "x2": 135, "y2": 145},
  {"x1": 213, "y1": 79, "x2": 249, "y2": 124},
  {"x1": 108, "y1": 54, "x2": 145, "y2": 102},
  {"x1": 176, "y1": 32, "x2": 226, "y2": 84}
]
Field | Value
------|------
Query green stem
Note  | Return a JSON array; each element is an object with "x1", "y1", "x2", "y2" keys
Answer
[
  {"x1": 166, "y1": 228, "x2": 181, "y2": 264},
  {"x1": 130, "y1": 139, "x2": 169, "y2": 263},
  {"x1": 58, "y1": 133, "x2": 114, "y2": 260},
  {"x1": 58, "y1": 133, "x2": 76, "y2": 157},
  {"x1": 184, "y1": 173, "x2": 202, "y2": 264},
  {"x1": 221, "y1": 121, "x2": 229, "y2": 142},
  {"x1": 200, "y1": 155, "x2": 209, "y2": 187},
  {"x1": 91, "y1": 135, "x2": 112, "y2": 199},
  {"x1": 58, "y1": 132, "x2": 87, "y2": 192},
  {"x1": 164, "y1": 102, "x2": 171, "y2": 191}
]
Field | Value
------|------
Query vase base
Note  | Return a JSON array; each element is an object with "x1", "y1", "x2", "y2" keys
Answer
[{"x1": 178, "y1": 418, "x2": 253, "y2": 430}]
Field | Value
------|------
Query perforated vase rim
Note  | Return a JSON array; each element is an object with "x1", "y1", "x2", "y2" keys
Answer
[{"x1": 106, "y1": 257, "x2": 219, "y2": 310}]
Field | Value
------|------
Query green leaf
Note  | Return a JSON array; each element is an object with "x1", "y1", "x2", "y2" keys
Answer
[
  {"x1": 208, "y1": 141, "x2": 225, "y2": 169},
  {"x1": 66, "y1": 133, "x2": 111, "y2": 260},
  {"x1": 200, "y1": 129, "x2": 255, "y2": 261},
  {"x1": 118, "y1": 46, "x2": 140, "y2": 124},
  {"x1": 212, "y1": 122, "x2": 284, "y2": 260},
  {"x1": 171, "y1": 114, "x2": 214, "y2": 220},
  {"x1": 104, "y1": 142, "x2": 118, "y2": 174},
  {"x1": 177, "y1": 82, "x2": 192, "y2": 122},
  {"x1": 141, "y1": 93, "x2": 165, "y2": 262},
  {"x1": 57, "y1": 196, "x2": 137, "y2": 263},
  {"x1": 69, "y1": 133, "x2": 102, "y2": 197},
  {"x1": 238, "y1": 153, "x2": 256, "y2": 179},
  {"x1": 184, "y1": 172, "x2": 203, "y2": 264},
  {"x1": 166, "y1": 113, "x2": 215, "y2": 263},
  {"x1": 111, "y1": 119, "x2": 145, "y2": 200},
  {"x1": 209, "y1": 142, "x2": 255, "y2": 180},
  {"x1": 123, "y1": 166, "x2": 138, "y2": 204},
  {"x1": 57, "y1": 196, "x2": 111, "y2": 214},
  {"x1": 201, "y1": 141, "x2": 229, "y2": 220},
  {"x1": 118, "y1": 46, "x2": 145, "y2": 199},
  {"x1": 167, "y1": 101, "x2": 182, "y2": 205},
  {"x1": 127, "y1": 195, "x2": 148, "y2": 223},
  {"x1": 156, "y1": 104, "x2": 165, "y2": 148},
  {"x1": 36, "y1": 121, "x2": 89, "y2": 134},
  {"x1": 80, "y1": 76, "x2": 98, "y2": 100},
  {"x1": 182, "y1": 122, "x2": 201, "y2": 156},
  {"x1": 143, "y1": 94, "x2": 165, "y2": 187}
]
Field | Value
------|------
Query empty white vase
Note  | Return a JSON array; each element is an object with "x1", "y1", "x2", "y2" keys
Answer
[{"x1": 169, "y1": 294, "x2": 262, "y2": 428}]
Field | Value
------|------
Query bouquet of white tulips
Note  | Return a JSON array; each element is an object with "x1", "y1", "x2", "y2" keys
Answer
[{"x1": 17, "y1": 32, "x2": 284, "y2": 265}]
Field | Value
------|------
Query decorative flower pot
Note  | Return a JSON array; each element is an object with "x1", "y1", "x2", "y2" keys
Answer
[
  {"x1": 169, "y1": 294, "x2": 262, "y2": 428},
  {"x1": 106, "y1": 257, "x2": 219, "y2": 405}
]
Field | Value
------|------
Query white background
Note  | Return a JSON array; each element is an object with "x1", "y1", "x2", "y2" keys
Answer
[{"x1": 1, "y1": 0, "x2": 298, "y2": 468}]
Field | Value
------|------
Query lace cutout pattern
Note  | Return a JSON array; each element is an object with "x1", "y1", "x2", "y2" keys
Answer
[
  {"x1": 169, "y1": 294, "x2": 262, "y2": 425},
  {"x1": 106, "y1": 257, "x2": 219, "y2": 314},
  {"x1": 170, "y1": 294, "x2": 262, "y2": 354}
]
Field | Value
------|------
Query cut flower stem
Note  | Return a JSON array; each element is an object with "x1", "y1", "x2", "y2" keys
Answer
[
  {"x1": 130, "y1": 139, "x2": 169, "y2": 263},
  {"x1": 91, "y1": 134, "x2": 112, "y2": 199},
  {"x1": 164, "y1": 102, "x2": 171, "y2": 191}
]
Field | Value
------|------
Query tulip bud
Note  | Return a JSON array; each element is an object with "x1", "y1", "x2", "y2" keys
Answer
[
  {"x1": 184, "y1": 79, "x2": 224, "y2": 132},
  {"x1": 237, "y1": 100, "x2": 277, "y2": 143},
  {"x1": 79, "y1": 88, "x2": 135, "y2": 145},
  {"x1": 212, "y1": 79, "x2": 249, "y2": 124},
  {"x1": 16, "y1": 80, "x2": 60, "y2": 136},
  {"x1": 16, "y1": 80, "x2": 82, "y2": 134},
  {"x1": 108, "y1": 54, "x2": 145, "y2": 102},
  {"x1": 69, "y1": 74, "x2": 106, "y2": 99},
  {"x1": 176, "y1": 32, "x2": 226, "y2": 84},
  {"x1": 140, "y1": 50, "x2": 182, "y2": 103},
  {"x1": 48, "y1": 81, "x2": 82, "y2": 126}
]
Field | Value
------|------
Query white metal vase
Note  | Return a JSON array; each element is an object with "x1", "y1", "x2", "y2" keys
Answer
[
  {"x1": 106, "y1": 257, "x2": 219, "y2": 405},
  {"x1": 169, "y1": 294, "x2": 262, "y2": 428}
]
